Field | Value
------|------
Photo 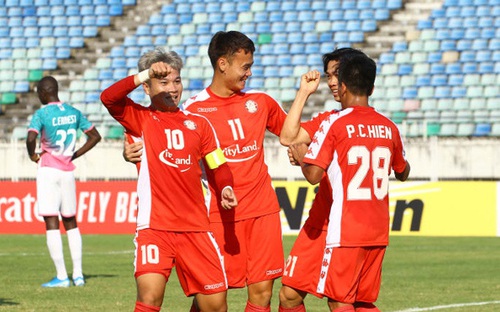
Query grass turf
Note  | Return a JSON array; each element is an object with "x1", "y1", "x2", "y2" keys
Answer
[{"x1": 0, "y1": 235, "x2": 499, "y2": 311}]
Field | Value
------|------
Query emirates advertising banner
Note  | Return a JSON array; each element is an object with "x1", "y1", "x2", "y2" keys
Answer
[{"x1": 0, "y1": 181, "x2": 498, "y2": 236}]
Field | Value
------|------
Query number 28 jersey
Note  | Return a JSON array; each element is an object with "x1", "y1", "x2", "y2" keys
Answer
[
  {"x1": 183, "y1": 87, "x2": 287, "y2": 222},
  {"x1": 303, "y1": 106, "x2": 407, "y2": 247}
]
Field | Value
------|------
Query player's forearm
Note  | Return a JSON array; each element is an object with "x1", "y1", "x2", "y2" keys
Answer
[
  {"x1": 72, "y1": 128, "x2": 101, "y2": 160},
  {"x1": 100, "y1": 76, "x2": 137, "y2": 108},
  {"x1": 280, "y1": 89, "x2": 310, "y2": 146},
  {"x1": 395, "y1": 161, "x2": 411, "y2": 182},
  {"x1": 301, "y1": 164, "x2": 323, "y2": 185},
  {"x1": 211, "y1": 163, "x2": 234, "y2": 194}
]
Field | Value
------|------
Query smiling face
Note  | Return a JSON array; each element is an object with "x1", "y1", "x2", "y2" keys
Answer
[
  {"x1": 325, "y1": 60, "x2": 341, "y2": 102},
  {"x1": 221, "y1": 49, "x2": 253, "y2": 94},
  {"x1": 143, "y1": 66, "x2": 183, "y2": 111}
]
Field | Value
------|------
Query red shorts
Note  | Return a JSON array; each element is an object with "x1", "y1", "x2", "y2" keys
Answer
[
  {"x1": 210, "y1": 212, "x2": 284, "y2": 287},
  {"x1": 134, "y1": 228, "x2": 227, "y2": 296},
  {"x1": 318, "y1": 246, "x2": 386, "y2": 303},
  {"x1": 281, "y1": 223, "x2": 326, "y2": 298}
]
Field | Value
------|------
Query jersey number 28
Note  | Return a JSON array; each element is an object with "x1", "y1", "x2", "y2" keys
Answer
[{"x1": 347, "y1": 146, "x2": 391, "y2": 201}]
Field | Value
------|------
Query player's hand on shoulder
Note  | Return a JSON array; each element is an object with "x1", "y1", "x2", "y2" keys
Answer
[{"x1": 220, "y1": 187, "x2": 238, "y2": 210}]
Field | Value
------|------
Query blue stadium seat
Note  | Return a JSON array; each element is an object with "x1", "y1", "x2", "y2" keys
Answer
[
  {"x1": 417, "y1": 19, "x2": 433, "y2": 29},
  {"x1": 42, "y1": 58, "x2": 57, "y2": 70},
  {"x1": 69, "y1": 37, "x2": 84, "y2": 48},
  {"x1": 256, "y1": 23, "x2": 271, "y2": 33},
  {"x1": 53, "y1": 26, "x2": 68, "y2": 37},
  {"x1": 67, "y1": 15, "x2": 81, "y2": 26},
  {"x1": 474, "y1": 123, "x2": 491, "y2": 136},
  {"x1": 313, "y1": 10, "x2": 328, "y2": 21},
  {"x1": 332, "y1": 21, "x2": 346, "y2": 32},
  {"x1": 375, "y1": 9, "x2": 390, "y2": 20},
  {"x1": 344, "y1": 9, "x2": 359, "y2": 20},
  {"x1": 463, "y1": 62, "x2": 478, "y2": 74},
  {"x1": 273, "y1": 33, "x2": 287, "y2": 43},
  {"x1": 55, "y1": 37, "x2": 70, "y2": 48},
  {"x1": 287, "y1": 32, "x2": 303, "y2": 43},
  {"x1": 108, "y1": 4, "x2": 122, "y2": 16},
  {"x1": 305, "y1": 43, "x2": 320, "y2": 54},
  {"x1": 448, "y1": 74, "x2": 464, "y2": 86},
  {"x1": 361, "y1": 20, "x2": 377, "y2": 31},
  {"x1": 83, "y1": 26, "x2": 98, "y2": 37},
  {"x1": 82, "y1": 15, "x2": 96, "y2": 26},
  {"x1": 471, "y1": 39, "x2": 488, "y2": 50},
  {"x1": 478, "y1": 62, "x2": 495, "y2": 74},
  {"x1": 283, "y1": 11, "x2": 298, "y2": 22},
  {"x1": 450, "y1": 85, "x2": 467, "y2": 98},
  {"x1": 445, "y1": 63, "x2": 461, "y2": 75},
  {"x1": 56, "y1": 47, "x2": 71, "y2": 58},
  {"x1": 379, "y1": 52, "x2": 395, "y2": 64},
  {"x1": 221, "y1": 12, "x2": 236, "y2": 23}
]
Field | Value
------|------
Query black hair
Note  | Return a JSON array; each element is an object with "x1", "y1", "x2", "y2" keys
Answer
[
  {"x1": 208, "y1": 31, "x2": 255, "y2": 68},
  {"x1": 322, "y1": 47, "x2": 366, "y2": 73},
  {"x1": 337, "y1": 54, "x2": 376, "y2": 96}
]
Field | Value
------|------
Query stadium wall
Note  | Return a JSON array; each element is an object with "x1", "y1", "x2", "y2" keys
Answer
[
  {"x1": 1, "y1": 137, "x2": 500, "y2": 181},
  {"x1": 0, "y1": 179, "x2": 498, "y2": 237}
]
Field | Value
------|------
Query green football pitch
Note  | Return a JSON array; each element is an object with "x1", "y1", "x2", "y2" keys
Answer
[{"x1": 0, "y1": 235, "x2": 499, "y2": 311}]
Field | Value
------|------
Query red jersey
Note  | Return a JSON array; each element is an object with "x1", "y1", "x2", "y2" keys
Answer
[
  {"x1": 183, "y1": 87, "x2": 286, "y2": 222},
  {"x1": 101, "y1": 76, "x2": 222, "y2": 232},
  {"x1": 300, "y1": 111, "x2": 337, "y2": 230},
  {"x1": 303, "y1": 106, "x2": 407, "y2": 247}
]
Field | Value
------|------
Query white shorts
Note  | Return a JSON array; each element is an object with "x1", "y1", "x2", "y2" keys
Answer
[{"x1": 36, "y1": 166, "x2": 76, "y2": 217}]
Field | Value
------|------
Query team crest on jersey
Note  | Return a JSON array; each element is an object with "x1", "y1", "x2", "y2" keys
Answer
[
  {"x1": 245, "y1": 100, "x2": 258, "y2": 113},
  {"x1": 183, "y1": 120, "x2": 197, "y2": 130}
]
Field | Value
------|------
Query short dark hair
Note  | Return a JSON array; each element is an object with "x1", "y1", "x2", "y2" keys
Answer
[
  {"x1": 337, "y1": 54, "x2": 376, "y2": 96},
  {"x1": 322, "y1": 48, "x2": 366, "y2": 73},
  {"x1": 208, "y1": 31, "x2": 255, "y2": 68}
]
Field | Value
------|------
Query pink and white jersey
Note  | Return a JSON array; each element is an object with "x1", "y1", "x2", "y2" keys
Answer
[
  {"x1": 183, "y1": 87, "x2": 287, "y2": 222},
  {"x1": 101, "y1": 76, "x2": 222, "y2": 232},
  {"x1": 303, "y1": 106, "x2": 407, "y2": 247},
  {"x1": 28, "y1": 102, "x2": 94, "y2": 171}
]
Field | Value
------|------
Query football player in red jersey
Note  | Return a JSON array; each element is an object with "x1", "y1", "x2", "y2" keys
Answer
[
  {"x1": 288, "y1": 54, "x2": 410, "y2": 312},
  {"x1": 101, "y1": 47, "x2": 237, "y2": 312}
]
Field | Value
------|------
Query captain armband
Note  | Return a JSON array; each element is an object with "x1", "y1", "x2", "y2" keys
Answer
[{"x1": 205, "y1": 148, "x2": 226, "y2": 169}]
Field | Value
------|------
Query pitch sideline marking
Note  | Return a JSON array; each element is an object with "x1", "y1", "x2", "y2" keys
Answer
[
  {"x1": 0, "y1": 250, "x2": 133, "y2": 257},
  {"x1": 393, "y1": 301, "x2": 500, "y2": 312}
]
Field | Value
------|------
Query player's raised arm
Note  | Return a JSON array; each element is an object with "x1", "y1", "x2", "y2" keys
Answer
[{"x1": 280, "y1": 70, "x2": 321, "y2": 146}]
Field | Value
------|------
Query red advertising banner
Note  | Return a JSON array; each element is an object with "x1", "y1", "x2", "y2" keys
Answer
[{"x1": 0, "y1": 181, "x2": 137, "y2": 234}]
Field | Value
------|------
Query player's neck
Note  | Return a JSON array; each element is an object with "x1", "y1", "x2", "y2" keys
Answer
[
  {"x1": 341, "y1": 94, "x2": 369, "y2": 109},
  {"x1": 208, "y1": 79, "x2": 236, "y2": 98}
]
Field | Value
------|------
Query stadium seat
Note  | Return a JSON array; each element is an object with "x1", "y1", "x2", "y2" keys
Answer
[
  {"x1": 106, "y1": 125, "x2": 124, "y2": 139},
  {"x1": 474, "y1": 123, "x2": 491, "y2": 136},
  {"x1": 439, "y1": 123, "x2": 458, "y2": 136}
]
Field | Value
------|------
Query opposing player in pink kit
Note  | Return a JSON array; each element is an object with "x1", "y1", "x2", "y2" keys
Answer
[
  {"x1": 101, "y1": 48, "x2": 237, "y2": 312},
  {"x1": 27, "y1": 76, "x2": 101, "y2": 288}
]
